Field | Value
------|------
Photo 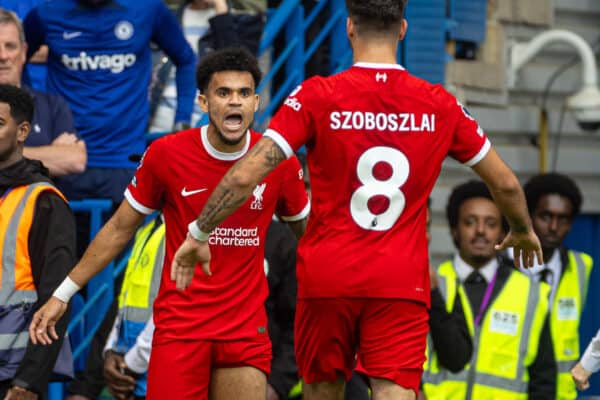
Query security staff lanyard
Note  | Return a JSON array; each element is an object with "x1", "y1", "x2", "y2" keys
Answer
[{"x1": 473, "y1": 269, "x2": 499, "y2": 326}]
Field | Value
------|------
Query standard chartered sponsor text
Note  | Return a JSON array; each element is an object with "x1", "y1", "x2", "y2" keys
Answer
[
  {"x1": 209, "y1": 227, "x2": 260, "y2": 247},
  {"x1": 61, "y1": 52, "x2": 136, "y2": 73}
]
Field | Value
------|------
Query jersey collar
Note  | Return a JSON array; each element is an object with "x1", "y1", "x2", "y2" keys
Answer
[
  {"x1": 200, "y1": 125, "x2": 251, "y2": 161},
  {"x1": 353, "y1": 62, "x2": 405, "y2": 70}
]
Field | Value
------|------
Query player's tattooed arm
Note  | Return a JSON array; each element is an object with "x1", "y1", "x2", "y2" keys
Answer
[{"x1": 196, "y1": 137, "x2": 286, "y2": 232}]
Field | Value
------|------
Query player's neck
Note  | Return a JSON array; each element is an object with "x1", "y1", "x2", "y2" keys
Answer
[
  {"x1": 352, "y1": 40, "x2": 398, "y2": 65},
  {"x1": 206, "y1": 125, "x2": 247, "y2": 154}
]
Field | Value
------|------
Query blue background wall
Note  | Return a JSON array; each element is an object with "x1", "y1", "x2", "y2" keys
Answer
[{"x1": 564, "y1": 215, "x2": 600, "y2": 395}]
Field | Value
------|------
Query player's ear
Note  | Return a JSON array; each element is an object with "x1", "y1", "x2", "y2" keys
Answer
[
  {"x1": 399, "y1": 19, "x2": 408, "y2": 40},
  {"x1": 198, "y1": 94, "x2": 208, "y2": 113},
  {"x1": 346, "y1": 17, "x2": 354, "y2": 40},
  {"x1": 254, "y1": 94, "x2": 260, "y2": 112}
]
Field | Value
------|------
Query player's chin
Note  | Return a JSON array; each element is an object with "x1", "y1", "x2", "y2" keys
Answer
[{"x1": 218, "y1": 129, "x2": 247, "y2": 146}]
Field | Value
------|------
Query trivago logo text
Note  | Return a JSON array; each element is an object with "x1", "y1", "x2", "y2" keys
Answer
[{"x1": 61, "y1": 52, "x2": 136, "y2": 73}]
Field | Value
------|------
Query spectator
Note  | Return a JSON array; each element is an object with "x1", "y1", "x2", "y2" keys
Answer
[
  {"x1": 149, "y1": 0, "x2": 264, "y2": 132},
  {"x1": 521, "y1": 173, "x2": 594, "y2": 400},
  {"x1": 23, "y1": 0, "x2": 196, "y2": 206},
  {"x1": 0, "y1": 8, "x2": 85, "y2": 178},
  {"x1": 31, "y1": 48, "x2": 310, "y2": 399},
  {"x1": 0, "y1": 0, "x2": 47, "y2": 91},
  {"x1": 0, "y1": 84, "x2": 76, "y2": 399},
  {"x1": 422, "y1": 180, "x2": 556, "y2": 399}
]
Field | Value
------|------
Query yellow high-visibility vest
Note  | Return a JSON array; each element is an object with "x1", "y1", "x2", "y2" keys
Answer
[
  {"x1": 422, "y1": 260, "x2": 550, "y2": 400},
  {"x1": 550, "y1": 250, "x2": 593, "y2": 400},
  {"x1": 0, "y1": 183, "x2": 72, "y2": 379}
]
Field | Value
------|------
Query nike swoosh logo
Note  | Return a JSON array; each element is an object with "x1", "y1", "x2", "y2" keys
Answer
[
  {"x1": 181, "y1": 187, "x2": 208, "y2": 197},
  {"x1": 63, "y1": 31, "x2": 82, "y2": 40}
]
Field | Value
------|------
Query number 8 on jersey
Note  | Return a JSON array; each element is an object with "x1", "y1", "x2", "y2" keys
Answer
[{"x1": 350, "y1": 146, "x2": 410, "y2": 231}]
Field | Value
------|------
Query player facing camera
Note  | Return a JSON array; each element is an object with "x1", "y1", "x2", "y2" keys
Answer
[{"x1": 196, "y1": 48, "x2": 262, "y2": 147}]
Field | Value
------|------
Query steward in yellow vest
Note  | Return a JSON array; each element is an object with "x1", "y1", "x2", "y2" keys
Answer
[
  {"x1": 423, "y1": 180, "x2": 556, "y2": 400},
  {"x1": 0, "y1": 85, "x2": 77, "y2": 398},
  {"x1": 524, "y1": 173, "x2": 594, "y2": 399},
  {"x1": 549, "y1": 249, "x2": 593, "y2": 399},
  {"x1": 104, "y1": 215, "x2": 165, "y2": 398},
  {"x1": 423, "y1": 258, "x2": 554, "y2": 400}
]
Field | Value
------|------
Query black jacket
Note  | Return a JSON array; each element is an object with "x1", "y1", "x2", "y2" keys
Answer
[
  {"x1": 265, "y1": 220, "x2": 298, "y2": 399},
  {"x1": 429, "y1": 258, "x2": 556, "y2": 399},
  {"x1": 0, "y1": 158, "x2": 76, "y2": 395},
  {"x1": 429, "y1": 285, "x2": 473, "y2": 373}
]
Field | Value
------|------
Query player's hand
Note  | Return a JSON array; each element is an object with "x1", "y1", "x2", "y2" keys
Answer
[
  {"x1": 495, "y1": 229, "x2": 543, "y2": 269},
  {"x1": 28, "y1": 296, "x2": 67, "y2": 345},
  {"x1": 571, "y1": 362, "x2": 592, "y2": 391},
  {"x1": 171, "y1": 235, "x2": 212, "y2": 290},
  {"x1": 104, "y1": 351, "x2": 136, "y2": 400},
  {"x1": 4, "y1": 385, "x2": 38, "y2": 400}
]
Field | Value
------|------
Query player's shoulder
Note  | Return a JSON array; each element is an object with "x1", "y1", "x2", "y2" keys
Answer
[
  {"x1": 293, "y1": 75, "x2": 333, "y2": 99},
  {"x1": 401, "y1": 70, "x2": 457, "y2": 106},
  {"x1": 150, "y1": 128, "x2": 199, "y2": 153}
]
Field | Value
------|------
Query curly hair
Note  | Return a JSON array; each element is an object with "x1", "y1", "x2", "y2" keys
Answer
[
  {"x1": 345, "y1": 0, "x2": 407, "y2": 33},
  {"x1": 446, "y1": 180, "x2": 508, "y2": 232},
  {"x1": 0, "y1": 84, "x2": 33, "y2": 124},
  {"x1": 524, "y1": 173, "x2": 582, "y2": 217},
  {"x1": 196, "y1": 48, "x2": 262, "y2": 94}
]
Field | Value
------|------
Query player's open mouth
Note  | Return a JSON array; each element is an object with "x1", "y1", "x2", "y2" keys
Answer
[{"x1": 223, "y1": 113, "x2": 243, "y2": 130}]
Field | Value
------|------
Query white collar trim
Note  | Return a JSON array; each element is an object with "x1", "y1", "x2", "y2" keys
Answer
[
  {"x1": 454, "y1": 253, "x2": 499, "y2": 283},
  {"x1": 354, "y1": 62, "x2": 405, "y2": 70},
  {"x1": 200, "y1": 125, "x2": 250, "y2": 161}
]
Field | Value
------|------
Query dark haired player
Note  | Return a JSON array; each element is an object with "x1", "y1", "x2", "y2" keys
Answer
[
  {"x1": 30, "y1": 48, "x2": 309, "y2": 400},
  {"x1": 171, "y1": 1, "x2": 543, "y2": 399}
]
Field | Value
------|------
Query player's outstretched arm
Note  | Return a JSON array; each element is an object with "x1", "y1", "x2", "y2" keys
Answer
[
  {"x1": 171, "y1": 137, "x2": 286, "y2": 290},
  {"x1": 471, "y1": 147, "x2": 543, "y2": 268},
  {"x1": 29, "y1": 201, "x2": 146, "y2": 345}
]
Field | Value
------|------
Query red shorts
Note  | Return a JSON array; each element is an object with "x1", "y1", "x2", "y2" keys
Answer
[
  {"x1": 295, "y1": 298, "x2": 428, "y2": 394},
  {"x1": 146, "y1": 336, "x2": 271, "y2": 400}
]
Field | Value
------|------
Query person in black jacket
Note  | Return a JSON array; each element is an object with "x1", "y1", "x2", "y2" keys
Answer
[
  {"x1": 426, "y1": 196, "x2": 474, "y2": 374},
  {"x1": 0, "y1": 84, "x2": 76, "y2": 399},
  {"x1": 264, "y1": 219, "x2": 299, "y2": 400}
]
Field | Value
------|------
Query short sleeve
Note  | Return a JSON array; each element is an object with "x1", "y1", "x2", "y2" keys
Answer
[
  {"x1": 124, "y1": 140, "x2": 166, "y2": 214},
  {"x1": 265, "y1": 78, "x2": 322, "y2": 158},
  {"x1": 50, "y1": 95, "x2": 76, "y2": 140},
  {"x1": 447, "y1": 96, "x2": 491, "y2": 167},
  {"x1": 275, "y1": 156, "x2": 310, "y2": 221}
]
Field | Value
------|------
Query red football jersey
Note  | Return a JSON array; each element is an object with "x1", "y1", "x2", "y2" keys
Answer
[
  {"x1": 125, "y1": 126, "x2": 310, "y2": 342},
  {"x1": 266, "y1": 63, "x2": 490, "y2": 305}
]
